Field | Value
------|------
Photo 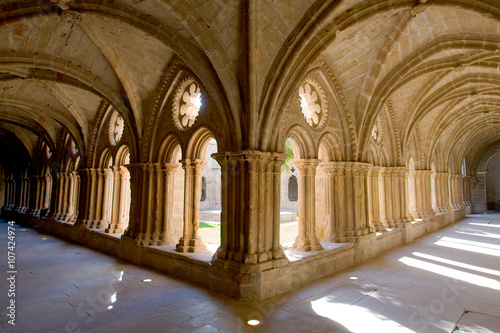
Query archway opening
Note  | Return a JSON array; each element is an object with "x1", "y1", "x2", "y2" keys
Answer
[
  {"x1": 486, "y1": 153, "x2": 500, "y2": 211},
  {"x1": 280, "y1": 139, "x2": 299, "y2": 249},
  {"x1": 196, "y1": 138, "x2": 221, "y2": 253}
]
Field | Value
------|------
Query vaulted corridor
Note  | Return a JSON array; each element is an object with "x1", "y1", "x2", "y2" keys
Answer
[{"x1": 2, "y1": 213, "x2": 499, "y2": 332}]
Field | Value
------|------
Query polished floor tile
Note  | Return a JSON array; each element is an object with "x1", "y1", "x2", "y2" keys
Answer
[{"x1": 1, "y1": 214, "x2": 500, "y2": 332}]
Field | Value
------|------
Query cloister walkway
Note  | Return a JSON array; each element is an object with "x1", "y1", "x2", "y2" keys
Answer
[{"x1": 1, "y1": 214, "x2": 499, "y2": 333}]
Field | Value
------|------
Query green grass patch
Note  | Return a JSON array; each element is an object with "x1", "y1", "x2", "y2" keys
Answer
[
  {"x1": 198, "y1": 221, "x2": 298, "y2": 247},
  {"x1": 198, "y1": 222, "x2": 220, "y2": 245}
]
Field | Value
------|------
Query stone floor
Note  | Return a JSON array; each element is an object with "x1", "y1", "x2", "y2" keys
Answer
[{"x1": 1, "y1": 214, "x2": 500, "y2": 333}]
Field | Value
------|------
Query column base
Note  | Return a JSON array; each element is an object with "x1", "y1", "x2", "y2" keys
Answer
[
  {"x1": 373, "y1": 221, "x2": 387, "y2": 231},
  {"x1": 90, "y1": 219, "x2": 109, "y2": 229},
  {"x1": 105, "y1": 223, "x2": 125, "y2": 234},
  {"x1": 293, "y1": 235, "x2": 323, "y2": 252},
  {"x1": 176, "y1": 237, "x2": 207, "y2": 253}
]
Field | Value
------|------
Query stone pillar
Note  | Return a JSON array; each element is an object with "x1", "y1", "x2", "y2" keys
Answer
[
  {"x1": 123, "y1": 164, "x2": 145, "y2": 240},
  {"x1": 176, "y1": 159, "x2": 208, "y2": 253},
  {"x1": 98, "y1": 169, "x2": 113, "y2": 227},
  {"x1": 322, "y1": 162, "x2": 373, "y2": 242},
  {"x1": 462, "y1": 176, "x2": 474, "y2": 214},
  {"x1": 58, "y1": 173, "x2": 67, "y2": 219},
  {"x1": 379, "y1": 167, "x2": 411, "y2": 228},
  {"x1": 408, "y1": 170, "x2": 436, "y2": 221},
  {"x1": 124, "y1": 163, "x2": 179, "y2": 245},
  {"x1": 292, "y1": 159, "x2": 323, "y2": 252},
  {"x1": 106, "y1": 166, "x2": 123, "y2": 234},
  {"x1": 39, "y1": 176, "x2": 46, "y2": 212},
  {"x1": 431, "y1": 173, "x2": 448, "y2": 213},
  {"x1": 151, "y1": 164, "x2": 178, "y2": 244},
  {"x1": 68, "y1": 172, "x2": 79, "y2": 222},
  {"x1": 86, "y1": 169, "x2": 99, "y2": 227},
  {"x1": 44, "y1": 174, "x2": 52, "y2": 211},
  {"x1": 60, "y1": 173, "x2": 70, "y2": 220},
  {"x1": 379, "y1": 168, "x2": 394, "y2": 228},
  {"x1": 368, "y1": 167, "x2": 384, "y2": 231},
  {"x1": 212, "y1": 151, "x2": 288, "y2": 264},
  {"x1": 75, "y1": 169, "x2": 90, "y2": 226},
  {"x1": 449, "y1": 174, "x2": 465, "y2": 210}
]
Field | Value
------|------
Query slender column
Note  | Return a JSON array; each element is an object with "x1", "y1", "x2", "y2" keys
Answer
[
  {"x1": 449, "y1": 174, "x2": 464, "y2": 210},
  {"x1": 60, "y1": 173, "x2": 70, "y2": 220},
  {"x1": 398, "y1": 167, "x2": 411, "y2": 223},
  {"x1": 120, "y1": 167, "x2": 131, "y2": 231},
  {"x1": 123, "y1": 164, "x2": 144, "y2": 240},
  {"x1": 212, "y1": 151, "x2": 288, "y2": 264},
  {"x1": 86, "y1": 169, "x2": 98, "y2": 227},
  {"x1": 379, "y1": 167, "x2": 410, "y2": 228},
  {"x1": 462, "y1": 176, "x2": 474, "y2": 213},
  {"x1": 292, "y1": 159, "x2": 323, "y2": 252},
  {"x1": 321, "y1": 162, "x2": 373, "y2": 242},
  {"x1": 68, "y1": 172, "x2": 79, "y2": 222},
  {"x1": 367, "y1": 167, "x2": 384, "y2": 231},
  {"x1": 106, "y1": 167, "x2": 123, "y2": 234},
  {"x1": 97, "y1": 169, "x2": 113, "y2": 228},
  {"x1": 379, "y1": 168, "x2": 394, "y2": 228},
  {"x1": 52, "y1": 174, "x2": 61, "y2": 219},
  {"x1": 44, "y1": 174, "x2": 52, "y2": 213},
  {"x1": 160, "y1": 165, "x2": 180, "y2": 244},
  {"x1": 408, "y1": 170, "x2": 436, "y2": 221},
  {"x1": 120, "y1": 163, "x2": 174, "y2": 244},
  {"x1": 75, "y1": 169, "x2": 89, "y2": 226},
  {"x1": 32, "y1": 176, "x2": 41, "y2": 215},
  {"x1": 176, "y1": 159, "x2": 208, "y2": 253},
  {"x1": 40, "y1": 176, "x2": 46, "y2": 211}
]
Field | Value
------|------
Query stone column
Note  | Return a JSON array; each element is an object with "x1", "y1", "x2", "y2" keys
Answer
[
  {"x1": 408, "y1": 170, "x2": 436, "y2": 221},
  {"x1": 431, "y1": 173, "x2": 449, "y2": 213},
  {"x1": 449, "y1": 174, "x2": 465, "y2": 210},
  {"x1": 75, "y1": 169, "x2": 89, "y2": 226},
  {"x1": 61, "y1": 173, "x2": 71, "y2": 220},
  {"x1": 97, "y1": 169, "x2": 113, "y2": 228},
  {"x1": 106, "y1": 166, "x2": 123, "y2": 234},
  {"x1": 291, "y1": 159, "x2": 323, "y2": 251},
  {"x1": 123, "y1": 164, "x2": 145, "y2": 240},
  {"x1": 86, "y1": 169, "x2": 98, "y2": 227},
  {"x1": 462, "y1": 176, "x2": 474, "y2": 214},
  {"x1": 68, "y1": 172, "x2": 79, "y2": 222},
  {"x1": 212, "y1": 151, "x2": 288, "y2": 264},
  {"x1": 39, "y1": 176, "x2": 46, "y2": 211},
  {"x1": 379, "y1": 167, "x2": 410, "y2": 228},
  {"x1": 176, "y1": 159, "x2": 208, "y2": 253},
  {"x1": 123, "y1": 163, "x2": 178, "y2": 245},
  {"x1": 44, "y1": 174, "x2": 51, "y2": 211},
  {"x1": 153, "y1": 164, "x2": 178, "y2": 244},
  {"x1": 321, "y1": 162, "x2": 373, "y2": 242},
  {"x1": 379, "y1": 168, "x2": 394, "y2": 228}
]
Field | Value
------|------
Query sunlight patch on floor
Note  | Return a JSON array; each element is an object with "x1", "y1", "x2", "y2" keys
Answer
[
  {"x1": 311, "y1": 298, "x2": 415, "y2": 333},
  {"x1": 399, "y1": 256, "x2": 500, "y2": 291},
  {"x1": 435, "y1": 237, "x2": 500, "y2": 257},
  {"x1": 412, "y1": 252, "x2": 500, "y2": 277}
]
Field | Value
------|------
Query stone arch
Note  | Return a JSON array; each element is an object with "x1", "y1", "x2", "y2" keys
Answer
[
  {"x1": 186, "y1": 127, "x2": 217, "y2": 161},
  {"x1": 158, "y1": 134, "x2": 183, "y2": 164},
  {"x1": 176, "y1": 126, "x2": 219, "y2": 253},
  {"x1": 380, "y1": 146, "x2": 391, "y2": 167},
  {"x1": 286, "y1": 125, "x2": 316, "y2": 160},
  {"x1": 115, "y1": 145, "x2": 131, "y2": 167},
  {"x1": 318, "y1": 132, "x2": 343, "y2": 162},
  {"x1": 99, "y1": 148, "x2": 113, "y2": 169},
  {"x1": 105, "y1": 144, "x2": 131, "y2": 235}
]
